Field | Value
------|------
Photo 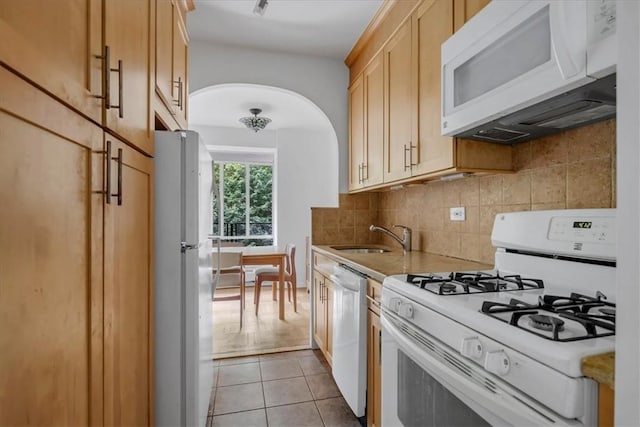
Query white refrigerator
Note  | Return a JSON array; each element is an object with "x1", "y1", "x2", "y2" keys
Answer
[{"x1": 154, "y1": 130, "x2": 216, "y2": 427}]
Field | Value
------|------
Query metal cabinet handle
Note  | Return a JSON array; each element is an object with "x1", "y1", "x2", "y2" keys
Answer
[
  {"x1": 403, "y1": 144, "x2": 410, "y2": 171},
  {"x1": 114, "y1": 148, "x2": 123, "y2": 205},
  {"x1": 93, "y1": 45, "x2": 111, "y2": 106},
  {"x1": 409, "y1": 143, "x2": 417, "y2": 168},
  {"x1": 95, "y1": 45, "x2": 123, "y2": 118},
  {"x1": 357, "y1": 164, "x2": 362, "y2": 183},
  {"x1": 112, "y1": 59, "x2": 123, "y2": 118},
  {"x1": 105, "y1": 140, "x2": 112, "y2": 204},
  {"x1": 174, "y1": 77, "x2": 183, "y2": 110},
  {"x1": 378, "y1": 329, "x2": 382, "y2": 366},
  {"x1": 404, "y1": 142, "x2": 417, "y2": 171},
  {"x1": 362, "y1": 163, "x2": 368, "y2": 181}
]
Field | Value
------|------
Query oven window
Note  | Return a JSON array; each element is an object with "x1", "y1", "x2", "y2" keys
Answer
[{"x1": 397, "y1": 350, "x2": 490, "y2": 427}]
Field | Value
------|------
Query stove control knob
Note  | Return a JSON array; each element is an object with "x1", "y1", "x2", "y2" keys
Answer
[
  {"x1": 398, "y1": 303, "x2": 414, "y2": 319},
  {"x1": 484, "y1": 350, "x2": 510, "y2": 376},
  {"x1": 389, "y1": 298, "x2": 402, "y2": 313},
  {"x1": 460, "y1": 337, "x2": 483, "y2": 359}
]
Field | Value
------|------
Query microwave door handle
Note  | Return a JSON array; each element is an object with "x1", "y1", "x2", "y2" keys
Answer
[{"x1": 549, "y1": 1, "x2": 584, "y2": 79}]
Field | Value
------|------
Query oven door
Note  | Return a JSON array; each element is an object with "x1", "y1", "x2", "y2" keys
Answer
[{"x1": 381, "y1": 309, "x2": 582, "y2": 426}]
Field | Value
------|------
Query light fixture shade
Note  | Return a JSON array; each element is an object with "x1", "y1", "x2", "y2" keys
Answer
[{"x1": 239, "y1": 108, "x2": 272, "y2": 132}]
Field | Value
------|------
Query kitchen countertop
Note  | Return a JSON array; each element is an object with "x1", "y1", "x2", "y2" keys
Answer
[
  {"x1": 581, "y1": 352, "x2": 615, "y2": 389},
  {"x1": 313, "y1": 245, "x2": 493, "y2": 283}
]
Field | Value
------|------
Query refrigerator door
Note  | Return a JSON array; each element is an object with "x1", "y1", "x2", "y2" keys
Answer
[
  {"x1": 155, "y1": 130, "x2": 214, "y2": 427},
  {"x1": 154, "y1": 131, "x2": 184, "y2": 426},
  {"x1": 183, "y1": 131, "x2": 215, "y2": 427}
]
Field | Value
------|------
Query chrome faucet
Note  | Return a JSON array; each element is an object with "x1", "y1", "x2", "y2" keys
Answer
[{"x1": 369, "y1": 224, "x2": 412, "y2": 253}]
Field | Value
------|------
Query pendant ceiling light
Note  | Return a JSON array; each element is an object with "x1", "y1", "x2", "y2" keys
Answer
[
  {"x1": 239, "y1": 108, "x2": 272, "y2": 133},
  {"x1": 253, "y1": 0, "x2": 269, "y2": 16}
]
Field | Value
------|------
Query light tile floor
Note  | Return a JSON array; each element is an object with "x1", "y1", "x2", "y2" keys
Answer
[{"x1": 207, "y1": 349, "x2": 362, "y2": 427}]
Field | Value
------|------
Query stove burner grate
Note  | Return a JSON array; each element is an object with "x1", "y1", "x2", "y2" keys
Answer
[
  {"x1": 406, "y1": 271, "x2": 544, "y2": 295},
  {"x1": 481, "y1": 293, "x2": 616, "y2": 342}
]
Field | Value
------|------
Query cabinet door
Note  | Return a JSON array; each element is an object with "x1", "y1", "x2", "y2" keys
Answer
[
  {"x1": 313, "y1": 273, "x2": 326, "y2": 351},
  {"x1": 0, "y1": 68, "x2": 104, "y2": 425},
  {"x1": 412, "y1": 0, "x2": 455, "y2": 176},
  {"x1": 349, "y1": 74, "x2": 365, "y2": 191},
  {"x1": 453, "y1": 0, "x2": 491, "y2": 32},
  {"x1": 104, "y1": 0, "x2": 153, "y2": 155},
  {"x1": 383, "y1": 20, "x2": 414, "y2": 183},
  {"x1": 363, "y1": 52, "x2": 384, "y2": 187},
  {"x1": 155, "y1": 0, "x2": 176, "y2": 116},
  {"x1": 104, "y1": 136, "x2": 153, "y2": 426},
  {"x1": 367, "y1": 310, "x2": 382, "y2": 427},
  {"x1": 324, "y1": 279, "x2": 334, "y2": 365},
  {"x1": 172, "y1": 10, "x2": 189, "y2": 128},
  {"x1": 0, "y1": 0, "x2": 103, "y2": 123}
]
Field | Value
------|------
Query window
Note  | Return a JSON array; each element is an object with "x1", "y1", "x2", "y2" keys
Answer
[{"x1": 212, "y1": 161, "x2": 273, "y2": 246}]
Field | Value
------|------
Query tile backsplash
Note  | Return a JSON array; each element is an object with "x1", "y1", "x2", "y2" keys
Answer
[{"x1": 312, "y1": 119, "x2": 616, "y2": 264}]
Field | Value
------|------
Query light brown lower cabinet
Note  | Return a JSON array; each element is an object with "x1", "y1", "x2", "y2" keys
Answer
[
  {"x1": 0, "y1": 67, "x2": 104, "y2": 426},
  {"x1": 367, "y1": 308, "x2": 382, "y2": 427},
  {"x1": 313, "y1": 270, "x2": 334, "y2": 366},
  {"x1": 598, "y1": 384, "x2": 614, "y2": 427},
  {"x1": 366, "y1": 279, "x2": 383, "y2": 427},
  {"x1": 0, "y1": 66, "x2": 153, "y2": 425},
  {"x1": 103, "y1": 136, "x2": 154, "y2": 426}
]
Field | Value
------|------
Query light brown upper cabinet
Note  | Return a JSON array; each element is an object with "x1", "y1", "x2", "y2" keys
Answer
[
  {"x1": 346, "y1": 0, "x2": 510, "y2": 192},
  {"x1": 0, "y1": 0, "x2": 103, "y2": 123},
  {"x1": 349, "y1": 74, "x2": 366, "y2": 190},
  {"x1": 411, "y1": 0, "x2": 455, "y2": 175},
  {"x1": 348, "y1": 52, "x2": 384, "y2": 191},
  {"x1": 453, "y1": 0, "x2": 492, "y2": 32},
  {"x1": 383, "y1": 20, "x2": 414, "y2": 183},
  {"x1": 155, "y1": 0, "x2": 189, "y2": 129},
  {"x1": 0, "y1": 0, "x2": 155, "y2": 155},
  {"x1": 104, "y1": 0, "x2": 154, "y2": 155}
]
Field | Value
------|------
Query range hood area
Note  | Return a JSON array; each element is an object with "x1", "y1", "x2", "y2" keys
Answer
[{"x1": 457, "y1": 73, "x2": 617, "y2": 144}]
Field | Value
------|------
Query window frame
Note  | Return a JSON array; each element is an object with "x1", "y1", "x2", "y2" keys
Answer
[{"x1": 213, "y1": 160, "x2": 274, "y2": 244}]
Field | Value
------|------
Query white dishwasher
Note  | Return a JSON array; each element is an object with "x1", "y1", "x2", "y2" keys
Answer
[{"x1": 330, "y1": 265, "x2": 368, "y2": 417}]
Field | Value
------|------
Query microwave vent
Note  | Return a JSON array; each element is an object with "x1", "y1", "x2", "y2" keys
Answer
[
  {"x1": 473, "y1": 127, "x2": 529, "y2": 142},
  {"x1": 535, "y1": 104, "x2": 616, "y2": 129},
  {"x1": 517, "y1": 100, "x2": 616, "y2": 129}
]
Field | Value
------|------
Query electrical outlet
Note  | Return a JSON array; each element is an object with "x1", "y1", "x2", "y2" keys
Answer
[{"x1": 450, "y1": 207, "x2": 466, "y2": 221}]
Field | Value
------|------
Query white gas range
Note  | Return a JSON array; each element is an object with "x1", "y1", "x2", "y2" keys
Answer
[{"x1": 380, "y1": 209, "x2": 616, "y2": 426}]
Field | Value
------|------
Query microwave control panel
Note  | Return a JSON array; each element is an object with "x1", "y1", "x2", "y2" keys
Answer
[{"x1": 587, "y1": 0, "x2": 616, "y2": 44}]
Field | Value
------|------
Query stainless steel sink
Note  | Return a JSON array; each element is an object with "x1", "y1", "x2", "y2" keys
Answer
[{"x1": 330, "y1": 246, "x2": 390, "y2": 254}]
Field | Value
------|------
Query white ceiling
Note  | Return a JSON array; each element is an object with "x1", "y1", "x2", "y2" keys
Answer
[
  {"x1": 189, "y1": 84, "x2": 331, "y2": 131},
  {"x1": 188, "y1": 1, "x2": 382, "y2": 131},
  {"x1": 188, "y1": 0, "x2": 383, "y2": 59}
]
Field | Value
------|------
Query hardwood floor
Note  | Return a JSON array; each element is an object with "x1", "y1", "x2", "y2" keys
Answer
[{"x1": 212, "y1": 285, "x2": 310, "y2": 359}]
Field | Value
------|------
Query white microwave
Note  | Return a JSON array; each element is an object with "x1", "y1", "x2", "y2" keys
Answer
[{"x1": 441, "y1": 0, "x2": 616, "y2": 143}]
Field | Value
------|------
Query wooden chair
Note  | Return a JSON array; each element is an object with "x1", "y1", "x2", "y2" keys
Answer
[
  {"x1": 212, "y1": 251, "x2": 245, "y2": 328},
  {"x1": 253, "y1": 244, "x2": 297, "y2": 315}
]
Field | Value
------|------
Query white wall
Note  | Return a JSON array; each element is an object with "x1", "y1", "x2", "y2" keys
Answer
[
  {"x1": 189, "y1": 41, "x2": 350, "y2": 192},
  {"x1": 193, "y1": 125, "x2": 338, "y2": 285},
  {"x1": 615, "y1": 2, "x2": 640, "y2": 425}
]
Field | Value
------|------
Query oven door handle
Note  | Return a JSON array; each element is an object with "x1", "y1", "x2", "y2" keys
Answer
[{"x1": 380, "y1": 312, "x2": 578, "y2": 426}]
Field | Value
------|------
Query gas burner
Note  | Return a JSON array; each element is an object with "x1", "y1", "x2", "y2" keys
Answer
[
  {"x1": 441, "y1": 283, "x2": 458, "y2": 294},
  {"x1": 529, "y1": 314, "x2": 565, "y2": 332}
]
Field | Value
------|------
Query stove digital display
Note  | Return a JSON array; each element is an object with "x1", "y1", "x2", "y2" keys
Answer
[{"x1": 573, "y1": 221, "x2": 592, "y2": 229}]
